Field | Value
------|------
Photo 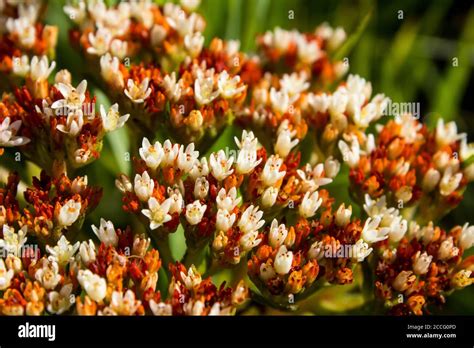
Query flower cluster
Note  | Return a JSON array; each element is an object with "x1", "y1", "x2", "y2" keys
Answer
[
  {"x1": 0, "y1": 0, "x2": 473, "y2": 316},
  {"x1": 99, "y1": 56, "x2": 247, "y2": 144},
  {"x1": 257, "y1": 24, "x2": 348, "y2": 83},
  {"x1": 347, "y1": 114, "x2": 474, "y2": 223},
  {"x1": 0, "y1": 60, "x2": 129, "y2": 172},
  {"x1": 0, "y1": 217, "x2": 245, "y2": 315},
  {"x1": 1, "y1": 171, "x2": 102, "y2": 246},
  {"x1": 66, "y1": 0, "x2": 204, "y2": 69},
  {"x1": 0, "y1": 0, "x2": 58, "y2": 82},
  {"x1": 366, "y1": 195, "x2": 474, "y2": 315}
]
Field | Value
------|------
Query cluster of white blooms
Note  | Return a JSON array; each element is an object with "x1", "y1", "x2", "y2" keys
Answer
[
  {"x1": 363, "y1": 194, "x2": 408, "y2": 244},
  {"x1": 194, "y1": 67, "x2": 247, "y2": 105},
  {"x1": 4, "y1": 1, "x2": 40, "y2": 49},
  {"x1": 64, "y1": 0, "x2": 203, "y2": 60}
]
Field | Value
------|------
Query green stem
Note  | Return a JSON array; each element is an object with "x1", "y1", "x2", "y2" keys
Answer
[{"x1": 182, "y1": 246, "x2": 206, "y2": 268}]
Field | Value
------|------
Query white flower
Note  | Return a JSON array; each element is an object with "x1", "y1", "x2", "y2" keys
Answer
[
  {"x1": 338, "y1": 136, "x2": 360, "y2": 168},
  {"x1": 166, "y1": 187, "x2": 184, "y2": 214},
  {"x1": 100, "y1": 54, "x2": 124, "y2": 89},
  {"x1": 234, "y1": 130, "x2": 258, "y2": 150},
  {"x1": 216, "y1": 209, "x2": 236, "y2": 232},
  {"x1": 185, "y1": 200, "x2": 207, "y2": 225},
  {"x1": 0, "y1": 259, "x2": 14, "y2": 290},
  {"x1": 238, "y1": 205, "x2": 265, "y2": 235},
  {"x1": 74, "y1": 148, "x2": 92, "y2": 164},
  {"x1": 307, "y1": 93, "x2": 331, "y2": 113},
  {"x1": 274, "y1": 245, "x2": 293, "y2": 275},
  {"x1": 35, "y1": 258, "x2": 61, "y2": 290},
  {"x1": 29, "y1": 55, "x2": 56, "y2": 81},
  {"x1": 71, "y1": 175, "x2": 88, "y2": 194},
  {"x1": 100, "y1": 103, "x2": 129, "y2": 132},
  {"x1": 56, "y1": 199, "x2": 81, "y2": 227},
  {"x1": 268, "y1": 219, "x2": 288, "y2": 248},
  {"x1": 392, "y1": 271, "x2": 415, "y2": 292},
  {"x1": 280, "y1": 72, "x2": 309, "y2": 101},
  {"x1": 12, "y1": 55, "x2": 30, "y2": 77},
  {"x1": 87, "y1": 27, "x2": 113, "y2": 56},
  {"x1": 438, "y1": 237, "x2": 459, "y2": 261},
  {"x1": 0, "y1": 117, "x2": 30, "y2": 147},
  {"x1": 296, "y1": 36, "x2": 321, "y2": 64},
  {"x1": 181, "y1": 0, "x2": 201, "y2": 11},
  {"x1": 308, "y1": 241, "x2": 325, "y2": 260},
  {"x1": 388, "y1": 216, "x2": 408, "y2": 243},
  {"x1": 240, "y1": 230, "x2": 262, "y2": 252},
  {"x1": 189, "y1": 157, "x2": 210, "y2": 179},
  {"x1": 216, "y1": 187, "x2": 241, "y2": 211},
  {"x1": 51, "y1": 80, "x2": 87, "y2": 111},
  {"x1": 460, "y1": 138, "x2": 474, "y2": 161},
  {"x1": 329, "y1": 89, "x2": 349, "y2": 115},
  {"x1": 436, "y1": 118, "x2": 465, "y2": 148},
  {"x1": 184, "y1": 32, "x2": 204, "y2": 58},
  {"x1": 134, "y1": 171, "x2": 154, "y2": 202},
  {"x1": 141, "y1": 197, "x2": 173, "y2": 230},
  {"x1": 259, "y1": 262, "x2": 277, "y2": 281},
  {"x1": 335, "y1": 204, "x2": 352, "y2": 227},
  {"x1": 163, "y1": 72, "x2": 182, "y2": 102},
  {"x1": 352, "y1": 239, "x2": 373, "y2": 262},
  {"x1": 109, "y1": 39, "x2": 128, "y2": 59},
  {"x1": 236, "y1": 147, "x2": 261, "y2": 174},
  {"x1": 194, "y1": 76, "x2": 219, "y2": 105},
  {"x1": 0, "y1": 225, "x2": 27, "y2": 256},
  {"x1": 178, "y1": 143, "x2": 199, "y2": 172},
  {"x1": 269, "y1": 88, "x2": 290, "y2": 114},
  {"x1": 79, "y1": 240, "x2": 96, "y2": 266},
  {"x1": 151, "y1": 24, "x2": 167, "y2": 46},
  {"x1": 150, "y1": 301, "x2": 173, "y2": 316},
  {"x1": 209, "y1": 150, "x2": 234, "y2": 181},
  {"x1": 56, "y1": 110, "x2": 84, "y2": 136},
  {"x1": 363, "y1": 194, "x2": 392, "y2": 217},
  {"x1": 413, "y1": 251, "x2": 432, "y2": 275},
  {"x1": 139, "y1": 138, "x2": 164, "y2": 170},
  {"x1": 165, "y1": 5, "x2": 197, "y2": 36},
  {"x1": 161, "y1": 139, "x2": 180, "y2": 167},
  {"x1": 217, "y1": 70, "x2": 246, "y2": 99},
  {"x1": 109, "y1": 290, "x2": 142, "y2": 315},
  {"x1": 439, "y1": 166, "x2": 462, "y2": 196},
  {"x1": 261, "y1": 155, "x2": 286, "y2": 187},
  {"x1": 422, "y1": 168, "x2": 441, "y2": 192},
  {"x1": 460, "y1": 223, "x2": 474, "y2": 250},
  {"x1": 91, "y1": 218, "x2": 118, "y2": 247},
  {"x1": 194, "y1": 177, "x2": 209, "y2": 199},
  {"x1": 46, "y1": 235, "x2": 80, "y2": 266},
  {"x1": 124, "y1": 78, "x2": 152, "y2": 103},
  {"x1": 77, "y1": 270, "x2": 107, "y2": 302},
  {"x1": 180, "y1": 266, "x2": 202, "y2": 289},
  {"x1": 63, "y1": 1, "x2": 86, "y2": 24},
  {"x1": 275, "y1": 120, "x2": 299, "y2": 158},
  {"x1": 6, "y1": 17, "x2": 36, "y2": 49},
  {"x1": 261, "y1": 187, "x2": 278, "y2": 208},
  {"x1": 299, "y1": 191, "x2": 322, "y2": 218},
  {"x1": 47, "y1": 284, "x2": 73, "y2": 314},
  {"x1": 361, "y1": 216, "x2": 389, "y2": 244},
  {"x1": 297, "y1": 163, "x2": 332, "y2": 192}
]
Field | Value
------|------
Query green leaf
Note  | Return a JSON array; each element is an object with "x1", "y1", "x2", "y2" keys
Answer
[{"x1": 333, "y1": 10, "x2": 372, "y2": 61}]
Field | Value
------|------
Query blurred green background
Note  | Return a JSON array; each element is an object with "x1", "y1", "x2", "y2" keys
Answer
[{"x1": 5, "y1": 0, "x2": 474, "y2": 314}]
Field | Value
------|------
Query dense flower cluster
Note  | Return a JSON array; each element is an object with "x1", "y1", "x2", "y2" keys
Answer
[
  {"x1": 348, "y1": 114, "x2": 474, "y2": 223},
  {"x1": 0, "y1": 0, "x2": 473, "y2": 316},
  {"x1": 0, "y1": 60, "x2": 129, "y2": 172},
  {"x1": 0, "y1": 0, "x2": 58, "y2": 84}
]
